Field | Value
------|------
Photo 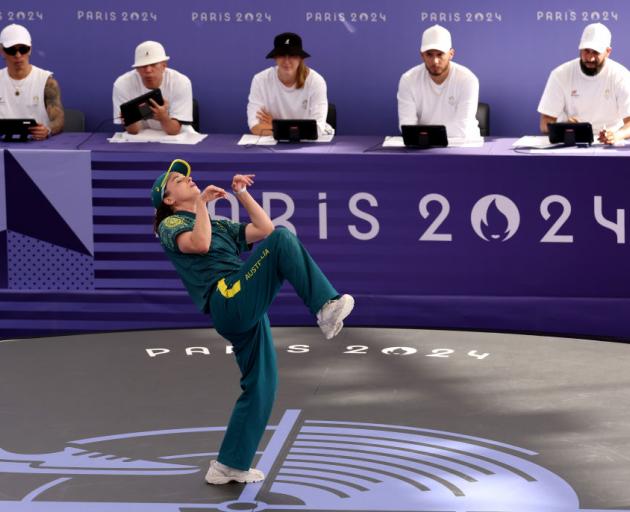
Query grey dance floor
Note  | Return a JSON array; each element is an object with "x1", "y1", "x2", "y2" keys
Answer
[{"x1": 0, "y1": 327, "x2": 629, "y2": 512}]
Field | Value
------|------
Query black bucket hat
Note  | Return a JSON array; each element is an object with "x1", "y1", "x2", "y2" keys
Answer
[{"x1": 266, "y1": 32, "x2": 310, "y2": 59}]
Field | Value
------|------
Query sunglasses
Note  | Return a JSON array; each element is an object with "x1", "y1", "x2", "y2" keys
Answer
[{"x1": 3, "y1": 45, "x2": 30, "y2": 56}]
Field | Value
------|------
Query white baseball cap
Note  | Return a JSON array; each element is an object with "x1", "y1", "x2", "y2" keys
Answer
[
  {"x1": 578, "y1": 23, "x2": 611, "y2": 54},
  {"x1": 132, "y1": 41, "x2": 170, "y2": 68},
  {"x1": 0, "y1": 24, "x2": 31, "y2": 48},
  {"x1": 421, "y1": 25, "x2": 452, "y2": 53}
]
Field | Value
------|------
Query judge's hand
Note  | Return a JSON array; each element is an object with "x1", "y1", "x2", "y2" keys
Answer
[
  {"x1": 149, "y1": 98, "x2": 170, "y2": 123},
  {"x1": 598, "y1": 129, "x2": 619, "y2": 145},
  {"x1": 256, "y1": 109, "x2": 273, "y2": 130},
  {"x1": 28, "y1": 123, "x2": 50, "y2": 140}
]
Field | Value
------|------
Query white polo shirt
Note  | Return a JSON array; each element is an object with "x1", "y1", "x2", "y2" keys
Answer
[
  {"x1": 537, "y1": 58, "x2": 630, "y2": 133},
  {"x1": 0, "y1": 65, "x2": 52, "y2": 127},
  {"x1": 397, "y1": 61, "x2": 480, "y2": 139},
  {"x1": 112, "y1": 67, "x2": 193, "y2": 130},
  {"x1": 247, "y1": 66, "x2": 334, "y2": 135}
]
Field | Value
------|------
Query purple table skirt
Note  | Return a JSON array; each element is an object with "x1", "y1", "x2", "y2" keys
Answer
[{"x1": 4, "y1": 134, "x2": 630, "y2": 340}]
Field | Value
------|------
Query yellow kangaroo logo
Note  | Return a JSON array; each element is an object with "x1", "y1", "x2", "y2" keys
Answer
[{"x1": 217, "y1": 278, "x2": 241, "y2": 298}]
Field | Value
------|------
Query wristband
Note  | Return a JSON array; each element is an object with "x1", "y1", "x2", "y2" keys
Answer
[{"x1": 235, "y1": 186, "x2": 247, "y2": 195}]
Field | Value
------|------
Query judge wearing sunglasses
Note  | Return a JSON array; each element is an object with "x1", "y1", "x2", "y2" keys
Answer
[{"x1": 0, "y1": 24, "x2": 64, "y2": 140}]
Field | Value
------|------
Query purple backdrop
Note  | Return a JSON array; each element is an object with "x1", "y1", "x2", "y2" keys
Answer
[
  {"x1": 1, "y1": 0, "x2": 629, "y2": 135},
  {"x1": 3, "y1": 135, "x2": 629, "y2": 340}
]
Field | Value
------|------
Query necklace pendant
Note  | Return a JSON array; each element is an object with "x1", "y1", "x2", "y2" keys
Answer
[{"x1": 15, "y1": 90, "x2": 20, "y2": 96}]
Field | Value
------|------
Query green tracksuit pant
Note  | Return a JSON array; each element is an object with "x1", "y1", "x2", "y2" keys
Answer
[{"x1": 209, "y1": 228, "x2": 338, "y2": 470}]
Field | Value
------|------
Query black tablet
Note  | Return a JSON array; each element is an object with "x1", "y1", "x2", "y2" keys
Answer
[
  {"x1": 548, "y1": 122, "x2": 593, "y2": 146},
  {"x1": 272, "y1": 119, "x2": 318, "y2": 142},
  {"x1": 119, "y1": 89, "x2": 164, "y2": 126},
  {"x1": 0, "y1": 118, "x2": 36, "y2": 142},
  {"x1": 401, "y1": 125, "x2": 448, "y2": 148}
]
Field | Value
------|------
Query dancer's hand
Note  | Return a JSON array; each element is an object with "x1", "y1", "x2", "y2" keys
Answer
[
  {"x1": 232, "y1": 174, "x2": 255, "y2": 195},
  {"x1": 200, "y1": 185, "x2": 227, "y2": 203}
]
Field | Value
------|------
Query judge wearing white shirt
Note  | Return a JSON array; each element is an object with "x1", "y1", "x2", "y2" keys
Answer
[
  {"x1": 397, "y1": 25, "x2": 480, "y2": 140},
  {"x1": 247, "y1": 32, "x2": 333, "y2": 136},
  {"x1": 538, "y1": 23, "x2": 630, "y2": 145},
  {"x1": 113, "y1": 41, "x2": 193, "y2": 136},
  {"x1": 0, "y1": 24, "x2": 64, "y2": 140}
]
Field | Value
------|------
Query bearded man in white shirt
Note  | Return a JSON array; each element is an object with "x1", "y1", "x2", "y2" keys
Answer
[
  {"x1": 0, "y1": 24, "x2": 64, "y2": 140},
  {"x1": 397, "y1": 24, "x2": 480, "y2": 140},
  {"x1": 113, "y1": 41, "x2": 193, "y2": 135},
  {"x1": 538, "y1": 23, "x2": 630, "y2": 145}
]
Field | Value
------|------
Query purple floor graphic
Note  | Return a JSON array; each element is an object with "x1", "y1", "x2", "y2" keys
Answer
[{"x1": 0, "y1": 408, "x2": 627, "y2": 512}]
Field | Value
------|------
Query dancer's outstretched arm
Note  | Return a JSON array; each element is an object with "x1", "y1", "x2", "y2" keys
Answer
[{"x1": 232, "y1": 174, "x2": 274, "y2": 243}]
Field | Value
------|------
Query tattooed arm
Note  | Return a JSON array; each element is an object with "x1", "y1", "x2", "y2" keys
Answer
[{"x1": 44, "y1": 76, "x2": 65, "y2": 136}]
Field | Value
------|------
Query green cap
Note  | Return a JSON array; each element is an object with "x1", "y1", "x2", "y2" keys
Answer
[{"x1": 150, "y1": 159, "x2": 191, "y2": 208}]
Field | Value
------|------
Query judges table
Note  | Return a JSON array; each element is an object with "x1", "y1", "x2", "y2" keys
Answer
[{"x1": 2, "y1": 133, "x2": 630, "y2": 339}]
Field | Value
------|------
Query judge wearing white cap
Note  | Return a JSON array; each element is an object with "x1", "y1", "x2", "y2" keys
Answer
[
  {"x1": 113, "y1": 41, "x2": 193, "y2": 135},
  {"x1": 397, "y1": 24, "x2": 480, "y2": 140},
  {"x1": 0, "y1": 23, "x2": 64, "y2": 139},
  {"x1": 538, "y1": 23, "x2": 630, "y2": 144}
]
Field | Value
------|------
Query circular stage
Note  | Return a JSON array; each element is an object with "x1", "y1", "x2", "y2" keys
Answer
[{"x1": 0, "y1": 327, "x2": 628, "y2": 511}]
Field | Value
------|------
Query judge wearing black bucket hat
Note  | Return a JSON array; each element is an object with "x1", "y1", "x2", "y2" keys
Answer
[
  {"x1": 247, "y1": 32, "x2": 333, "y2": 136},
  {"x1": 265, "y1": 32, "x2": 311, "y2": 59}
]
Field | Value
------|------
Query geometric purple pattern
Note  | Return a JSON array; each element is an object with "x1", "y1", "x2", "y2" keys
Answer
[
  {"x1": 0, "y1": 230, "x2": 6, "y2": 289},
  {"x1": 7, "y1": 149, "x2": 94, "y2": 255},
  {"x1": 4, "y1": 152, "x2": 91, "y2": 256},
  {"x1": 7, "y1": 231, "x2": 94, "y2": 291}
]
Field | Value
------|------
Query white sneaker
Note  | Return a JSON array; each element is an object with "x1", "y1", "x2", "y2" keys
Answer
[
  {"x1": 205, "y1": 460, "x2": 265, "y2": 484},
  {"x1": 317, "y1": 294, "x2": 355, "y2": 339}
]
